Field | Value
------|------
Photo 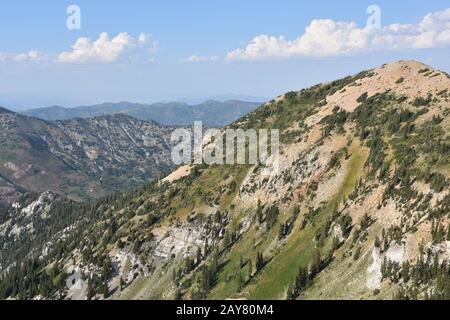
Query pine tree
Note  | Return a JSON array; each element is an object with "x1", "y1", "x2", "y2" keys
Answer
[
  {"x1": 86, "y1": 277, "x2": 94, "y2": 300},
  {"x1": 310, "y1": 249, "x2": 321, "y2": 277},
  {"x1": 120, "y1": 277, "x2": 126, "y2": 291},
  {"x1": 256, "y1": 200, "x2": 263, "y2": 224},
  {"x1": 265, "y1": 206, "x2": 279, "y2": 230},
  {"x1": 102, "y1": 278, "x2": 109, "y2": 299},
  {"x1": 211, "y1": 250, "x2": 219, "y2": 274},
  {"x1": 256, "y1": 252, "x2": 265, "y2": 272},
  {"x1": 172, "y1": 268, "x2": 176, "y2": 282},
  {"x1": 287, "y1": 283, "x2": 297, "y2": 300},
  {"x1": 200, "y1": 267, "x2": 212, "y2": 294},
  {"x1": 374, "y1": 236, "x2": 381, "y2": 248},
  {"x1": 196, "y1": 247, "x2": 202, "y2": 265},
  {"x1": 296, "y1": 267, "x2": 309, "y2": 289},
  {"x1": 174, "y1": 289, "x2": 182, "y2": 300},
  {"x1": 401, "y1": 261, "x2": 410, "y2": 282},
  {"x1": 353, "y1": 247, "x2": 361, "y2": 260},
  {"x1": 39, "y1": 272, "x2": 49, "y2": 298}
]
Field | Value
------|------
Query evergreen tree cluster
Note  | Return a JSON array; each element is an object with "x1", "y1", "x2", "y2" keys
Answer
[
  {"x1": 286, "y1": 249, "x2": 334, "y2": 300},
  {"x1": 383, "y1": 253, "x2": 450, "y2": 300}
]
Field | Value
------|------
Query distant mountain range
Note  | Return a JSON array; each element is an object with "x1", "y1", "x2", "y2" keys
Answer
[
  {"x1": 0, "y1": 99, "x2": 261, "y2": 203},
  {"x1": 178, "y1": 94, "x2": 269, "y2": 105},
  {"x1": 22, "y1": 100, "x2": 262, "y2": 127}
]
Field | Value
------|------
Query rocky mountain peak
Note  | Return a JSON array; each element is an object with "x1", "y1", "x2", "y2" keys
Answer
[
  {"x1": 324, "y1": 60, "x2": 450, "y2": 113},
  {"x1": 0, "y1": 61, "x2": 448, "y2": 301}
]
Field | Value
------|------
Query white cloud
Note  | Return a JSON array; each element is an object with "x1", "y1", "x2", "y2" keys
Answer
[
  {"x1": 0, "y1": 52, "x2": 6, "y2": 62},
  {"x1": 58, "y1": 32, "x2": 157, "y2": 63},
  {"x1": 28, "y1": 50, "x2": 45, "y2": 61},
  {"x1": 138, "y1": 33, "x2": 149, "y2": 45},
  {"x1": 227, "y1": 8, "x2": 450, "y2": 61},
  {"x1": 13, "y1": 50, "x2": 46, "y2": 62},
  {"x1": 179, "y1": 55, "x2": 220, "y2": 63}
]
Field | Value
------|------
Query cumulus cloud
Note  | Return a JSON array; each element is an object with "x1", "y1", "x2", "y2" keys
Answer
[
  {"x1": 226, "y1": 8, "x2": 450, "y2": 60},
  {"x1": 179, "y1": 55, "x2": 220, "y2": 63},
  {"x1": 58, "y1": 32, "x2": 157, "y2": 63},
  {"x1": 138, "y1": 33, "x2": 149, "y2": 45},
  {"x1": 13, "y1": 50, "x2": 46, "y2": 62}
]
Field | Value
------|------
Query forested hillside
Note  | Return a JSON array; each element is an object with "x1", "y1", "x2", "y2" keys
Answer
[{"x1": 1, "y1": 61, "x2": 448, "y2": 300}]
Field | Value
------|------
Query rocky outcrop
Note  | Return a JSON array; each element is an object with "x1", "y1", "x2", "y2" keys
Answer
[{"x1": 0, "y1": 112, "x2": 179, "y2": 202}]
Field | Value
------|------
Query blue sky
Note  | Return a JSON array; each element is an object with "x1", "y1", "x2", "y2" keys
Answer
[{"x1": 0, "y1": 0, "x2": 449, "y2": 109}]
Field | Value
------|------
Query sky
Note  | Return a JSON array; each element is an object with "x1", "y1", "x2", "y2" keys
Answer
[{"x1": 0, "y1": 0, "x2": 449, "y2": 110}]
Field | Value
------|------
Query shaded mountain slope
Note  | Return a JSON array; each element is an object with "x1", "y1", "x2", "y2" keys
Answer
[{"x1": 0, "y1": 112, "x2": 177, "y2": 202}]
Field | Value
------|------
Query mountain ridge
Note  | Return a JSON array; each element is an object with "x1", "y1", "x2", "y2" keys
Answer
[
  {"x1": 0, "y1": 107, "x2": 14, "y2": 114},
  {"x1": 22, "y1": 100, "x2": 261, "y2": 127},
  {"x1": 0, "y1": 60, "x2": 449, "y2": 300},
  {"x1": 0, "y1": 111, "x2": 179, "y2": 203}
]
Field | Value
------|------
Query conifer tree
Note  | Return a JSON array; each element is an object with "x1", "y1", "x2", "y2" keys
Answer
[
  {"x1": 86, "y1": 277, "x2": 94, "y2": 300},
  {"x1": 256, "y1": 200, "x2": 263, "y2": 224},
  {"x1": 174, "y1": 289, "x2": 182, "y2": 300},
  {"x1": 196, "y1": 247, "x2": 202, "y2": 265},
  {"x1": 256, "y1": 252, "x2": 264, "y2": 272},
  {"x1": 310, "y1": 249, "x2": 321, "y2": 277}
]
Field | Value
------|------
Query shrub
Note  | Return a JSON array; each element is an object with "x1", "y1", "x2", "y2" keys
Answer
[
  {"x1": 412, "y1": 94, "x2": 432, "y2": 107},
  {"x1": 357, "y1": 92, "x2": 368, "y2": 103}
]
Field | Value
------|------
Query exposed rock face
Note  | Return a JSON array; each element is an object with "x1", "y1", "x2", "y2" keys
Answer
[
  {"x1": 155, "y1": 227, "x2": 206, "y2": 259},
  {"x1": 0, "y1": 191, "x2": 57, "y2": 239},
  {"x1": 0, "y1": 61, "x2": 449, "y2": 301},
  {"x1": 0, "y1": 191, "x2": 65, "y2": 272},
  {"x1": 0, "y1": 112, "x2": 178, "y2": 202}
]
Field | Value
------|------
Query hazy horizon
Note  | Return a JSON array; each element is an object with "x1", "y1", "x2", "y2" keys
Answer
[
  {"x1": 0, "y1": 93, "x2": 269, "y2": 112},
  {"x1": 1, "y1": 1, "x2": 450, "y2": 110}
]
